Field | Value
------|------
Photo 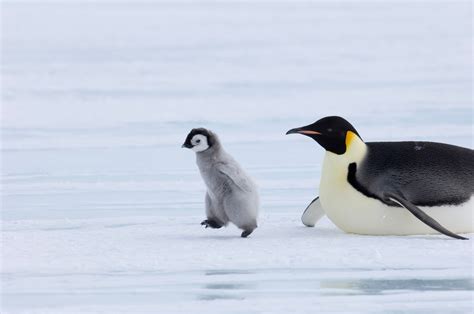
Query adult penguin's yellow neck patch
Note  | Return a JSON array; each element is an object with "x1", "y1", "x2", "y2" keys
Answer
[{"x1": 345, "y1": 131, "x2": 357, "y2": 150}]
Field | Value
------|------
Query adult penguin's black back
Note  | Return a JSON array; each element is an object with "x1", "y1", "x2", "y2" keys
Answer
[{"x1": 356, "y1": 141, "x2": 474, "y2": 207}]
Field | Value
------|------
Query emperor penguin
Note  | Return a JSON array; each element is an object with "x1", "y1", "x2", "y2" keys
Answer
[
  {"x1": 287, "y1": 116, "x2": 473, "y2": 240},
  {"x1": 182, "y1": 128, "x2": 259, "y2": 238}
]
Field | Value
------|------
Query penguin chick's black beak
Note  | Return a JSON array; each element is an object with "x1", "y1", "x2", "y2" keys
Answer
[
  {"x1": 286, "y1": 128, "x2": 321, "y2": 136},
  {"x1": 182, "y1": 143, "x2": 192, "y2": 149}
]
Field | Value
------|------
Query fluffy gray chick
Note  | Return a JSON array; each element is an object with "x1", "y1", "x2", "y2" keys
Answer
[{"x1": 182, "y1": 128, "x2": 259, "y2": 238}]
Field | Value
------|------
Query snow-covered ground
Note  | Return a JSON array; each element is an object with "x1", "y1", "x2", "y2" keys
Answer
[{"x1": 1, "y1": 1, "x2": 473, "y2": 313}]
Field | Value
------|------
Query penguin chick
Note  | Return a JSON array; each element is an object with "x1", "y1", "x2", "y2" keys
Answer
[{"x1": 182, "y1": 128, "x2": 259, "y2": 238}]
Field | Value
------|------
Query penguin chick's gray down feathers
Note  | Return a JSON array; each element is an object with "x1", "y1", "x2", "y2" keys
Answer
[{"x1": 183, "y1": 128, "x2": 259, "y2": 238}]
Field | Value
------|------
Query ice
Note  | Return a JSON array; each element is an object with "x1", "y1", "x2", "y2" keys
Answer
[
  {"x1": 2, "y1": 216, "x2": 473, "y2": 313},
  {"x1": 1, "y1": 1, "x2": 473, "y2": 313}
]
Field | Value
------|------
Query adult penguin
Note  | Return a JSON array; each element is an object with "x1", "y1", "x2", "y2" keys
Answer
[{"x1": 287, "y1": 116, "x2": 473, "y2": 240}]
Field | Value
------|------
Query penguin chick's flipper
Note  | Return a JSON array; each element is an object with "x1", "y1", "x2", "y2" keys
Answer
[
  {"x1": 201, "y1": 219, "x2": 223, "y2": 229},
  {"x1": 384, "y1": 192, "x2": 468, "y2": 240},
  {"x1": 301, "y1": 197, "x2": 326, "y2": 227},
  {"x1": 216, "y1": 163, "x2": 251, "y2": 192}
]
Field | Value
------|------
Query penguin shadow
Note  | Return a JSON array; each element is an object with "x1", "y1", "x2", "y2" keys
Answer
[
  {"x1": 171, "y1": 226, "x2": 250, "y2": 241},
  {"x1": 392, "y1": 234, "x2": 472, "y2": 242},
  {"x1": 192, "y1": 225, "x2": 343, "y2": 241},
  {"x1": 296, "y1": 222, "x2": 472, "y2": 241},
  {"x1": 295, "y1": 225, "x2": 347, "y2": 238},
  {"x1": 198, "y1": 234, "x2": 244, "y2": 241},
  {"x1": 343, "y1": 232, "x2": 472, "y2": 242},
  {"x1": 185, "y1": 223, "x2": 347, "y2": 241},
  {"x1": 168, "y1": 233, "x2": 239, "y2": 241}
]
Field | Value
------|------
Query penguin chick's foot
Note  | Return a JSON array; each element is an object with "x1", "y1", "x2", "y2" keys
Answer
[
  {"x1": 201, "y1": 219, "x2": 223, "y2": 229},
  {"x1": 241, "y1": 230, "x2": 253, "y2": 238}
]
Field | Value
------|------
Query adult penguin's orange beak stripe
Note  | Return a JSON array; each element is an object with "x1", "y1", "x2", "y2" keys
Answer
[{"x1": 286, "y1": 128, "x2": 321, "y2": 136}]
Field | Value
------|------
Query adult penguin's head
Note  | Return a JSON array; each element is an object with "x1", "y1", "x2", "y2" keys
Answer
[{"x1": 286, "y1": 116, "x2": 362, "y2": 155}]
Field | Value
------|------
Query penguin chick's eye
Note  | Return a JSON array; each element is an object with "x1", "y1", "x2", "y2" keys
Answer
[{"x1": 190, "y1": 134, "x2": 210, "y2": 152}]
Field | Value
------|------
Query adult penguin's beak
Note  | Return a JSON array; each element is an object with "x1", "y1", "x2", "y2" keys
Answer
[{"x1": 286, "y1": 127, "x2": 321, "y2": 136}]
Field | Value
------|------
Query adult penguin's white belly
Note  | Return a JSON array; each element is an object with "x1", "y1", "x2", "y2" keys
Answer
[{"x1": 319, "y1": 151, "x2": 474, "y2": 236}]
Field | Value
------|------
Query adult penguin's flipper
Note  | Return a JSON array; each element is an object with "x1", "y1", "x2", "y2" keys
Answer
[
  {"x1": 384, "y1": 192, "x2": 468, "y2": 240},
  {"x1": 301, "y1": 197, "x2": 326, "y2": 227}
]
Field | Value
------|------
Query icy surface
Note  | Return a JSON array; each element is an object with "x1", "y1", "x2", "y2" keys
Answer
[{"x1": 1, "y1": 1, "x2": 473, "y2": 313}]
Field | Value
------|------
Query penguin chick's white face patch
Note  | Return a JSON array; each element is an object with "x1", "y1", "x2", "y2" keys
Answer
[{"x1": 191, "y1": 134, "x2": 210, "y2": 152}]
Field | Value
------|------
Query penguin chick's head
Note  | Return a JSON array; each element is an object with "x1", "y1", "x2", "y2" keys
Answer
[
  {"x1": 182, "y1": 128, "x2": 215, "y2": 153},
  {"x1": 286, "y1": 116, "x2": 362, "y2": 155}
]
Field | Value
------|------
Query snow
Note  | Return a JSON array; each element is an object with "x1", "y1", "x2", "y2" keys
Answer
[
  {"x1": 2, "y1": 215, "x2": 474, "y2": 313},
  {"x1": 1, "y1": 1, "x2": 473, "y2": 313}
]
